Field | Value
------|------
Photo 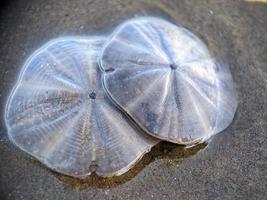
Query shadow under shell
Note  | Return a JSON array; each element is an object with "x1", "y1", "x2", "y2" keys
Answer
[
  {"x1": 100, "y1": 17, "x2": 238, "y2": 145},
  {"x1": 5, "y1": 36, "x2": 158, "y2": 178}
]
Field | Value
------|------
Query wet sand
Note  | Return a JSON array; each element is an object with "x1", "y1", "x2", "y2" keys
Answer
[{"x1": 0, "y1": 0, "x2": 266, "y2": 199}]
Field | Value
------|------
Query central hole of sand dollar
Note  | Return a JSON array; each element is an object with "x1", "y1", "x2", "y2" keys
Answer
[
  {"x1": 170, "y1": 63, "x2": 178, "y2": 70},
  {"x1": 89, "y1": 92, "x2": 96, "y2": 99}
]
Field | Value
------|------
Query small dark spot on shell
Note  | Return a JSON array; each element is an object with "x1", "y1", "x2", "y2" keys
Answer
[
  {"x1": 89, "y1": 161, "x2": 97, "y2": 172},
  {"x1": 105, "y1": 68, "x2": 115, "y2": 73},
  {"x1": 170, "y1": 63, "x2": 178, "y2": 70},
  {"x1": 89, "y1": 92, "x2": 96, "y2": 99}
]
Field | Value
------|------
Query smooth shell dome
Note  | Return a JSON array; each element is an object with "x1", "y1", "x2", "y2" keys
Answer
[
  {"x1": 5, "y1": 37, "x2": 158, "y2": 178},
  {"x1": 100, "y1": 17, "x2": 237, "y2": 144}
]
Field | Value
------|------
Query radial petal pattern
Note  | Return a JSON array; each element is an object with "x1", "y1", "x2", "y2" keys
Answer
[
  {"x1": 5, "y1": 37, "x2": 158, "y2": 178},
  {"x1": 100, "y1": 17, "x2": 237, "y2": 144}
]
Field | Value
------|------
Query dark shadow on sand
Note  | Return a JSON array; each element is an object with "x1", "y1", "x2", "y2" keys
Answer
[{"x1": 27, "y1": 141, "x2": 207, "y2": 189}]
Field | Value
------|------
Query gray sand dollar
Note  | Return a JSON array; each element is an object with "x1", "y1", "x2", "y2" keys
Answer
[
  {"x1": 100, "y1": 17, "x2": 238, "y2": 145},
  {"x1": 5, "y1": 37, "x2": 158, "y2": 178}
]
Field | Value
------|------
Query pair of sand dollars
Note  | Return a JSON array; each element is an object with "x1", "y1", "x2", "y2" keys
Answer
[{"x1": 5, "y1": 17, "x2": 237, "y2": 178}]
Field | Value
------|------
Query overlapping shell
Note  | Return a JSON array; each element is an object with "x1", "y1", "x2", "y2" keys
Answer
[
  {"x1": 5, "y1": 17, "x2": 237, "y2": 178},
  {"x1": 100, "y1": 17, "x2": 237, "y2": 144},
  {"x1": 5, "y1": 37, "x2": 158, "y2": 178}
]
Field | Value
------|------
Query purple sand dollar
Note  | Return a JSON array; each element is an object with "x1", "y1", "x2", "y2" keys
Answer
[
  {"x1": 5, "y1": 37, "x2": 158, "y2": 178},
  {"x1": 100, "y1": 17, "x2": 238, "y2": 145}
]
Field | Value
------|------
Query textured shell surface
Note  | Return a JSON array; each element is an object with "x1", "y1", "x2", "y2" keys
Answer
[
  {"x1": 5, "y1": 36, "x2": 158, "y2": 178},
  {"x1": 100, "y1": 17, "x2": 238, "y2": 145}
]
